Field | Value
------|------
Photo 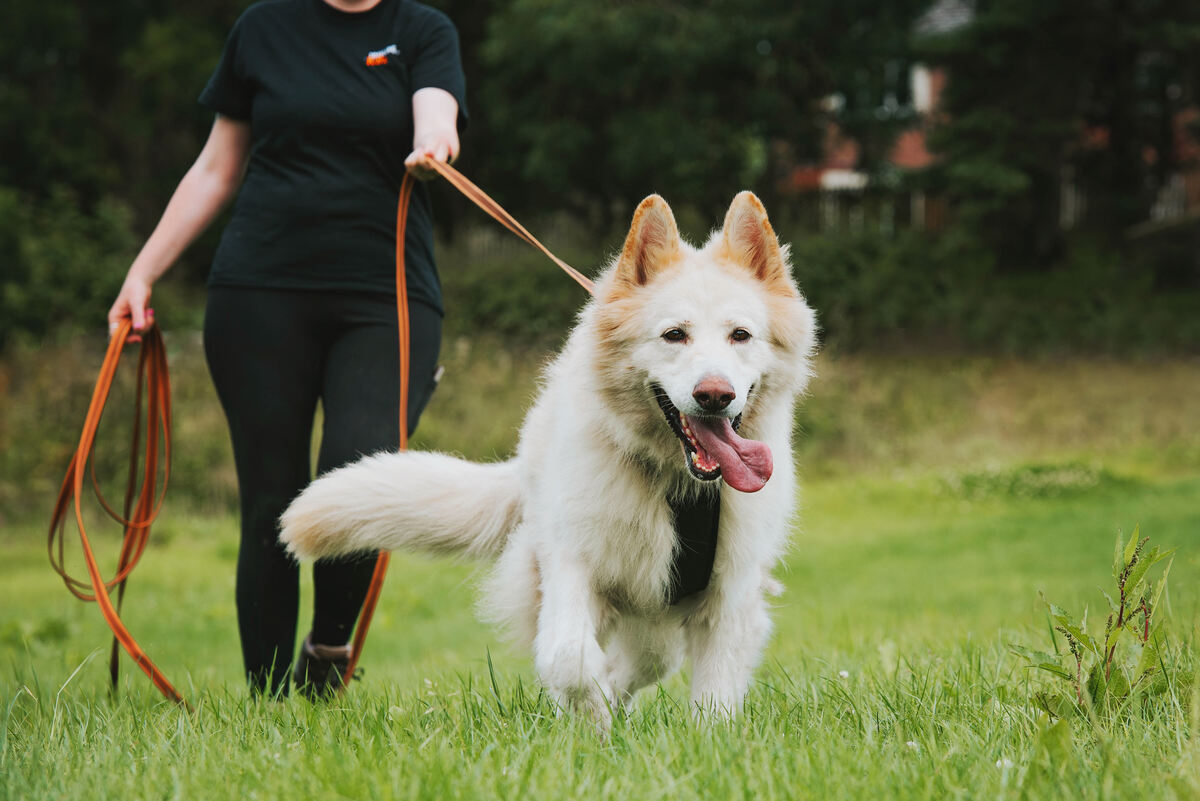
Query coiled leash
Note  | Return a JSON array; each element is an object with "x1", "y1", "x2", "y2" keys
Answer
[
  {"x1": 47, "y1": 317, "x2": 189, "y2": 709},
  {"x1": 51, "y1": 162, "x2": 593, "y2": 706}
]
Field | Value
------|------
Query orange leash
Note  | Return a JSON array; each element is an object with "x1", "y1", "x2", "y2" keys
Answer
[
  {"x1": 423, "y1": 160, "x2": 595, "y2": 295},
  {"x1": 343, "y1": 162, "x2": 594, "y2": 679},
  {"x1": 48, "y1": 318, "x2": 188, "y2": 708},
  {"x1": 342, "y1": 171, "x2": 413, "y2": 681}
]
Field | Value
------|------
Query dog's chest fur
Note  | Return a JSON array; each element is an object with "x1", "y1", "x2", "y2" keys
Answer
[{"x1": 576, "y1": 468, "x2": 720, "y2": 613}]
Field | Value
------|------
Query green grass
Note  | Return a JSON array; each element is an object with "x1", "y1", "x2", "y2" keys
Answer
[
  {"x1": 3, "y1": 347, "x2": 1200, "y2": 799},
  {"x1": 4, "y1": 467, "x2": 1200, "y2": 798}
]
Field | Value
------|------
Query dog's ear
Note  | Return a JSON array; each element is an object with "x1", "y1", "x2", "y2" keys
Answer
[
  {"x1": 615, "y1": 195, "x2": 683, "y2": 287},
  {"x1": 719, "y1": 191, "x2": 792, "y2": 293}
]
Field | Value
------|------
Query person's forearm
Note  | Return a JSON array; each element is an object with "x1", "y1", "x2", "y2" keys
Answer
[
  {"x1": 110, "y1": 116, "x2": 251, "y2": 333},
  {"x1": 131, "y1": 174, "x2": 232, "y2": 284},
  {"x1": 130, "y1": 150, "x2": 246, "y2": 282}
]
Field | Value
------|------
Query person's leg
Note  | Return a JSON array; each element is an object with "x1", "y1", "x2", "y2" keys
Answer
[
  {"x1": 307, "y1": 295, "x2": 443, "y2": 649},
  {"x1": 204, "y1": 287, "x2": 326, "y2": 695}
]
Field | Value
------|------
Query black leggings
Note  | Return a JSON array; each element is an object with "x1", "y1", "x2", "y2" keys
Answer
[{"x1": 204, "y1": 286, "x2": 441, "y2": 694}]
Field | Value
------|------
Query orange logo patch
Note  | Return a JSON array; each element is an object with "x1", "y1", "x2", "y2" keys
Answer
[{"x1": 365, "y1": 44, "x2": 400, "y2": 67}]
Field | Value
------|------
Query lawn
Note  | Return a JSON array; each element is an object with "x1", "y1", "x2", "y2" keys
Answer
[{"x1": 2, "y1": 348, "x2": 1200, "y2": 800}]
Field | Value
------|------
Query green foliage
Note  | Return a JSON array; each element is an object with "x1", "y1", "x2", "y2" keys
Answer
[
  {"x1": 943, "y1": 463, "x2": 1128, "y2": 501},
  {"x1": 0, "y1": 1, "x2": 237, "y2": 348},
  {"x1": 0, "y1": 186, "x2": 138, "y2": 348},
  {"x1": 2, "y1": 0, "x2": 1198, "y2": 353},
  {"x1": 478, "y1": 0, "x2": 827, "y2": 221},
  {"x1": 789, "y1": 227, "x2": 989, "y2": 348},
  {"x1": 0, "y1": 1, "x2": 232, "y2": 205},
  {"x1": 438, "y1": 237, "x2": 596, "y2": 344},
  {"x1": 787, "y1": 226, "x2": 1200, "y2": 352},
  {"x1": 1012, "y1": 528, "x2": 1186, "y2": 718},
  {"x1": 917, "y1": 0, "x2": 1200, "y2": 265},
  {"x1": 0, "y1": 331, "x2": 236, "y2": 522}
]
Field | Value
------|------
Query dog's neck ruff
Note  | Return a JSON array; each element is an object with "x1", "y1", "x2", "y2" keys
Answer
[{"x1": 666, "y1": 489, "x2": 721, "y2": 605}]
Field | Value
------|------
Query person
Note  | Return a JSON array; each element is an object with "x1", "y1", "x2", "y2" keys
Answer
[{"x1": 107, "y1": 0, "x2": 468, "y2": 698}]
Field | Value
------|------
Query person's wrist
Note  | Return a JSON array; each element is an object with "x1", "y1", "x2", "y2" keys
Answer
[{"x1": 125, "y1": 265, "x2": 155, "y2": 289}]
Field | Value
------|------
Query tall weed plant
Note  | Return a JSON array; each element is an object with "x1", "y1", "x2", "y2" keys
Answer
[{"x1": 1012, "y1": 528, "x2": 1188, "y2": 718}]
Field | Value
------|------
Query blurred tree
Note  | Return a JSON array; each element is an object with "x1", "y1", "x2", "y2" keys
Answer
[
  {"x1": 4, "y1": 0, "x2": 1197, "y2": 348},
  {"x1": 476, "y1": 0, "x2": 829, "y2": 225},
  {"x1": 0, "y1": 2, "x2": 235, "y2": 206},
  {"x1": 918, "y1": 0, "x2": 1200, "y2": 269},
  {"x1": 0, "y1": 1, "x2": 239, "y2": 344},
  {"x1": 818, "y1": 0, "x2": 929, "y2": 174}
]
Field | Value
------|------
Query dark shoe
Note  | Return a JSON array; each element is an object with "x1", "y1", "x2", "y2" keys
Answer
[{"x1": 293, "y1": 633, "x2": 353, "y2": 700}]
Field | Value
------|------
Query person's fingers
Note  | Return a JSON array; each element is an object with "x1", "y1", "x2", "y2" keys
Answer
[
  {"x1": 405, "y1": 148, "x2": 441, "y2": 180},
  {"x1": 107, "y1": 301, "x2": 124, "y2": 338},
  {"x1": 107, "y1": 279, "x2": 153, "y2": 342},
  {"x1": 405, "y1": 134, "x2": 457, "y2": 178},
  {"x1": 130, "y1": 307, "x2": 154, "y2": 343}
]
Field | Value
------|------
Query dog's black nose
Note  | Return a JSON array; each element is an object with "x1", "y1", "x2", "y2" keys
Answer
[{"x1": 693, "y1": 376, "x2": 735, "y2": 412}]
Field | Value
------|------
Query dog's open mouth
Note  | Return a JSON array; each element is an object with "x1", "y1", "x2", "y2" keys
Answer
[{"x1": 652, "y1": 386, "x2": 773, "y2": 493}]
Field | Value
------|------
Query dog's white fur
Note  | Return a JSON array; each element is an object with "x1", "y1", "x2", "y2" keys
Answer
[{"x1": 280, "y1": 192, "x2": 816, "y2": 727}]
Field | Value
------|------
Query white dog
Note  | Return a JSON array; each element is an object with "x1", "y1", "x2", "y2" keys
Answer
[{"x1": 280, "y1": 191, "x2": 817, "y2": 727}]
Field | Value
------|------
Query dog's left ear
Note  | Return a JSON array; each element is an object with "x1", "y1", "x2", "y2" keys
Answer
[{"x1": 719, "y1": 191, "x2": 793, "y2": 293}]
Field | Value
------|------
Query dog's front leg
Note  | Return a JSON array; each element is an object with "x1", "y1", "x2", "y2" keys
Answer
[
  {"x1": 532, "y1": 552, "x2": 613, "y2": 730},
  {"x1": 686, "y1": 591, "x2": 771, "y2": 720}
]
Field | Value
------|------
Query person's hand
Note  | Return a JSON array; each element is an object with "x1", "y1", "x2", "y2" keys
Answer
[
  {"x1": 108, "y1": 274, "x2": 154, "y2": 342},
  {"x1": 404, "y1": 132, "x2": 459, "y2": 181},
  {"x1": 407, "y1": 86, "x2": 460, "y2": 180}
]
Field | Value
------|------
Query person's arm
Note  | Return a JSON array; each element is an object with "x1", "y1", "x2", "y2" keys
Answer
[
  {"x1": 404, "y1": 87, "x2": 461, "y2": 180},
  {"x1": 108, "y1": 115, "x2": 252, "y2": 335}
]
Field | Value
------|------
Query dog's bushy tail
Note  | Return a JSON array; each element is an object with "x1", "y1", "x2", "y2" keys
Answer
[{"x1": 279, "y1": 451, "x2": 521, "y2": 562}]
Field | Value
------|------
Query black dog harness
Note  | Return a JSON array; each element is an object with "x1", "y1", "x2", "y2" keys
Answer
[{"x1": 666, "y1": 491, "x2": 721, "y2": 605}]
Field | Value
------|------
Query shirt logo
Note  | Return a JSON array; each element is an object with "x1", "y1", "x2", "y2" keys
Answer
[{"x1": 365, "y1": 44, "x2": 401, "y2": 67}]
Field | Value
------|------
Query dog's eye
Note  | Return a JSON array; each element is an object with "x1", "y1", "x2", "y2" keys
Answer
[
  {"x1": 661, "y1": 328, "x2": 687, "y2": 343},
  {"x1": 730, "y1": 328, "x2": 752, "y2": 343}
]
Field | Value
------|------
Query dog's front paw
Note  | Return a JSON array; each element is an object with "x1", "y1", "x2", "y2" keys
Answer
[
  {"x1": 536, "y1": 639, "x2": 615, "y2": 732},
  {"x1": 690, "y1": 693, "x2": 743, "y2": 724}
]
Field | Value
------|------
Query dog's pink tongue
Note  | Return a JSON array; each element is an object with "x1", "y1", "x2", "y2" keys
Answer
[{"x1": 686, "y1": 416, "x2": 773, "y2": 493}]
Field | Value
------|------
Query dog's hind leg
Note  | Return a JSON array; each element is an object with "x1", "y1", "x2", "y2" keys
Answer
[{"x1": 532, "y1": 553, "x2": 614, "y2": 730}]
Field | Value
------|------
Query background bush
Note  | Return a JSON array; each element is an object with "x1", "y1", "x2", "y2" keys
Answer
[{"x1": 0, "y1": 187, "x2": 138, "y2": 348}]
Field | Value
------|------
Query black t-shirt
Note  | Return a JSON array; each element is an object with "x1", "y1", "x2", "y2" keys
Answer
[{"x1": 199, "y1": 0, "x2": 468, "y2": 311}]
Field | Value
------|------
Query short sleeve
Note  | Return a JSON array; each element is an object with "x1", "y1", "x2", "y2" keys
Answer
[
  {"x1": 411, "y1": 11, "x2": 469, "y2": 131},
  {"x1": 198, "y1": 15, "x2": 253, "y2": 120}
]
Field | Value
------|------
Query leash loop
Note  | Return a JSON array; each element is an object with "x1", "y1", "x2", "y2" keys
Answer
[{"x1": 48, "y1": 319, "x2": 188, "y2": 708}]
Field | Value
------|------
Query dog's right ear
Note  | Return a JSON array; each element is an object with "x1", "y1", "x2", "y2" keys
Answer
[{"x1": 614, "y1": 195, "x2": 683, "y2": 288}]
